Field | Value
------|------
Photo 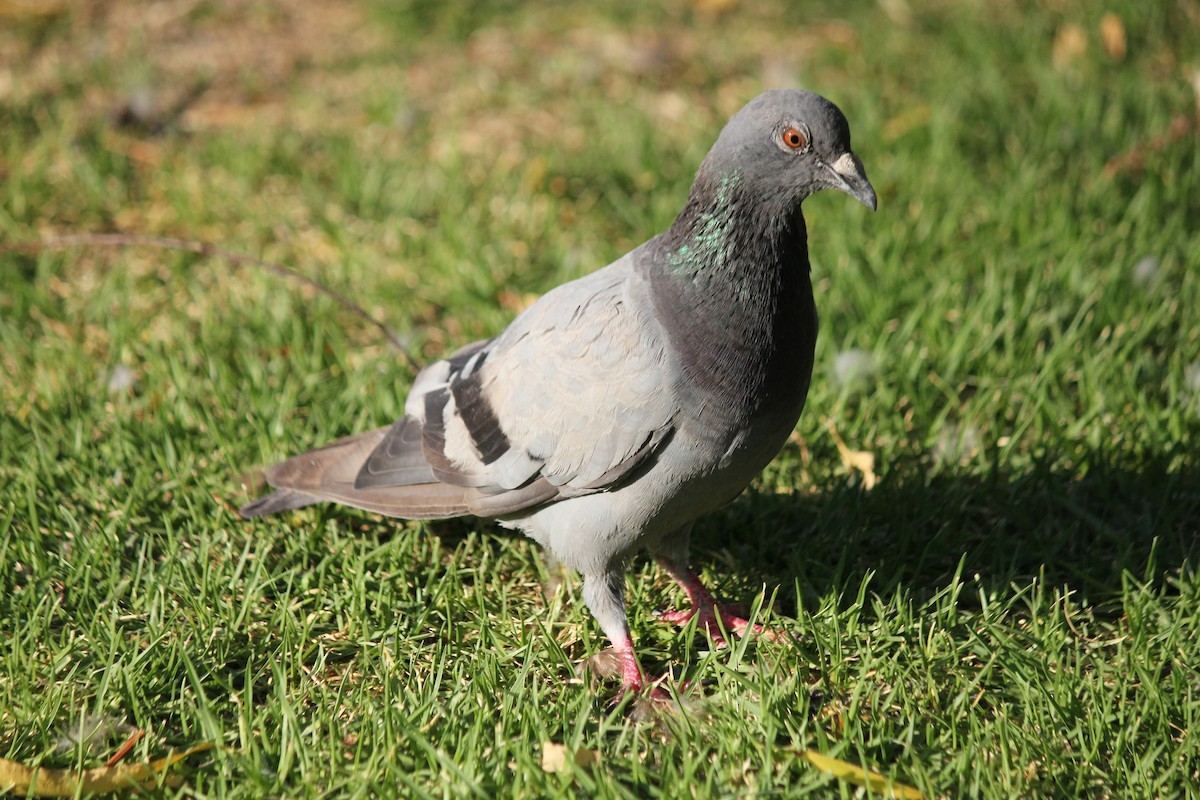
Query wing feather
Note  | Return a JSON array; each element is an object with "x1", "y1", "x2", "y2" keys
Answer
[
  {"x1": 242, "y1": 253, "x2": 677, "y2": 522},
  {"x1": 435, "y1": 256, "x2": 675, "y2": 498}
]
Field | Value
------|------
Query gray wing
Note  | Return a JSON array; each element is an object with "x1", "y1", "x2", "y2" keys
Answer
[
  {"x1": 241, "y1": 254, "x2": 676, "y2": 521},
  {"x1": 366, "y1": 255, "x2": 675, "y2": 514}
]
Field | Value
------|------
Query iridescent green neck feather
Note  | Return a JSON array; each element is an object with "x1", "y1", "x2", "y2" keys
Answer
[{"x1": 663, "y1": 172, "x2": 743, "y2": 279}]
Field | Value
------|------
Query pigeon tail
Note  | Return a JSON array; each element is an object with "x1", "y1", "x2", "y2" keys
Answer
[{"x1": 239, "y1": 488, "x2": 321, "y2": 518}]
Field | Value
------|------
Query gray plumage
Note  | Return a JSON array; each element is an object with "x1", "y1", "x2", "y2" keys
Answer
[{"x1": 241, "y1": 89, "x2": 876, "y2": 693}]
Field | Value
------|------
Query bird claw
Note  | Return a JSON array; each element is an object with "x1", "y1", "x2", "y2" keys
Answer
[
  {"x1": 583, "y1": 648, "x2": 696, "y2": 717},
  {"x1": 658, "y1": 603, "x2": 789, "y2": 648},
  {"x1": 655, "y1": 608, "x2": 695, "y2": 626},
  {"x1": 655, "y1": 564, "x2": 795, "y2": 646},
  {"x1": 621, "y1": 675, "x2": 706, "y2": 721}
]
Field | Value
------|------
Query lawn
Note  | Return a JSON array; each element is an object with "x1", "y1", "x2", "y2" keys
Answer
[{"x1": 2, "y1": 0, "x2": 1199, "y2": 796}]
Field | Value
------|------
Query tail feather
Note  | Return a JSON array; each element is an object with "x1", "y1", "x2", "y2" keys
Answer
[
  {"x1": 239, "y1": 488, "x2": 321, "y2": 518},
  {"x1": 240, "y1": 424, "x2": 473, "y2": 521}
]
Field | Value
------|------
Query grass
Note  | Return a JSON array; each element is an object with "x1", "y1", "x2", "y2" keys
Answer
[{"x1": 2, "y1": 0, "x2": 1199, "y2": 796}]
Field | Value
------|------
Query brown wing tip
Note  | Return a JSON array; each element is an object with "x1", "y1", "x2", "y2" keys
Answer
[{"x1": 239, "y1": 489, "x2": 320, "y2": 518}]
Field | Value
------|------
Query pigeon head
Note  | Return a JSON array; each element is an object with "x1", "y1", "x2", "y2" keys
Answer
[{"x1": 699, "y1": 89, "x2": 877, "y2": 214}]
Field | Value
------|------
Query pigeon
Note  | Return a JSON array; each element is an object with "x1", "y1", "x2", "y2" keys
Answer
[{"x1": 241, "y1": 88, "x2": 876, "y2": 695}]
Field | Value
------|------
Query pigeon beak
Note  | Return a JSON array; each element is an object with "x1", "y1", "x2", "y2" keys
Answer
[{"x1": 827, "y1": 152, "x2": 877, "y2": 211}]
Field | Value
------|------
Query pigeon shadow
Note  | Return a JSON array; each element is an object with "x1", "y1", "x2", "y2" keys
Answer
[
  {"x1": 291, "y1": 440, "x2": 1198, "y2": 631},
  {"x1": 691, "y1": 440, "x2": 1200, "y2": 615}
]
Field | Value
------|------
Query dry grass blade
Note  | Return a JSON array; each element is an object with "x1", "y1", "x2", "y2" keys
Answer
[{"x1": 104, "y1": 729, "x2": 145, "y2": 768}]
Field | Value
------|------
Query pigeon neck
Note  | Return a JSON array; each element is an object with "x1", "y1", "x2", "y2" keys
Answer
[
  {"x1": 652, "y1": 169, "x2": 808, "y2": 310},
  {"x1": 659, "y1": 172, "x2": 751, "y2": 280},
  {"x1": 644, "y1": 169, "x2": 815, "y2": 413}
]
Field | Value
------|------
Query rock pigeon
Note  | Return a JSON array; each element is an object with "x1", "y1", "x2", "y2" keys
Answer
[{"x1": 241, "y1": 89, "x2": 876, "y2": 695}]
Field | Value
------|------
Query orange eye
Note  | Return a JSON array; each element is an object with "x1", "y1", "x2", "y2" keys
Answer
[{"x1": 782, "y1": 127, "x2": 807, "y2": 149}]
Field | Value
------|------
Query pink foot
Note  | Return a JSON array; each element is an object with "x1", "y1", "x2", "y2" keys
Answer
[
  {"x1": 658, "y1": 604, "x2": 770, "y2": 648},
  {"x1": 657, "y1": 564, "x2": 787, "y2": 647},
  {"x1": 585, "y1": 644, "x2": 686, "y2": 706}
]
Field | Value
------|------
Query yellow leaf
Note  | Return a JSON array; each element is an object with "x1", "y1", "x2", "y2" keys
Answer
[
  {"x1": 1052, "y1": 23, "x2": 1087, "y2": 70},
  {"x1": 540, "y1": 742, "x2": 600, "y2": 773},
  {"x1": 1099, "y1": 13, "x2": 1126, "y2": 60},
  {"x1": 802, "y1": 749, "x2": 923, "y2": 799},
  {"x1": 0, "y1": 744, "x2": 211, "y2": 797},
  {"x1": 825, "y1": 421, "x2": 879, "y2": 490}
]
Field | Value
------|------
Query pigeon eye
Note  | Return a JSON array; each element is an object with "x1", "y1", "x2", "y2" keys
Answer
[{"x1": 782, "y1": 127, "x2": 808, "y2": 150}]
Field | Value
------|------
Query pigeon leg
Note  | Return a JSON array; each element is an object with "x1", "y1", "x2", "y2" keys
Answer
[
  {"x1": 655, "y1": 558, "x2": 776, "y2": 648},
  {"x1": 581, "y1": 571, "x2": 645, "y2": 691},
  {"x1": 581, "y1": 571, "x2": 671, "y2": 697},
  {"x1": 610, "y1": 634, "x2": 652, "y2": 692}
]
